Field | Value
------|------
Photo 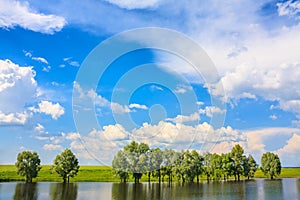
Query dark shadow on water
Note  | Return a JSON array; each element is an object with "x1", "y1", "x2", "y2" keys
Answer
[
  {"x1": 50, "y1": 183, "x2": 78, "y2": 200},
  {"x1": 13, "y1": 183, "x2": 38, "y2": 200}
]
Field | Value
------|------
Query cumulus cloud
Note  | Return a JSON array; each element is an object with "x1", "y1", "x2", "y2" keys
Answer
[
  {"x1": 0, "y1": 111, "x2": 27, "y2": 125},
  {"x1": 166, "y1": 112, "x2": 200, "y2": 124},
  {"x1": 0, "y1": 0, "x2": 66, "y2": 34},
  {"x1": 276, "y1": 134, "x2": 300, "y2": 165},
  {"x1": 65, "y1": 132, "x2": 81, "y2": 140},
  {"x1": 0, "y1": 59, "x2": 37, "y2": 124},
  {"x1": 199, "y1": 106, "x2": 225, "y2": 118},
  {"x1": 30, "y1": 100, "x2": 65, "y2": 120},
  {"x1": 73, "y1": 121, "x2": 245, "y2": 164},
  {"x1": 43, "y1": 144, "x2": 63, "y2": 151}
]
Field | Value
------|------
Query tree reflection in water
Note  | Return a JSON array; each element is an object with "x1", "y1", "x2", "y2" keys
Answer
[
  {"x1": 13, "y1": 183, "x2": 38, "y2": 200},
  {"x1": 50, "y1": 183, "x2": 78, "y2": 200}
]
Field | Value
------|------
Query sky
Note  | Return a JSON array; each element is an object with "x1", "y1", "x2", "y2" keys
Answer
[{"x1": 0, "y1": 0, "x2": 300, "y2": 167}]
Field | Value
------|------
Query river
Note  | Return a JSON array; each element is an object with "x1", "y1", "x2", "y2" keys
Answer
[{"x1": 0, "y1": 178, "x2": 299, "y2": 199}]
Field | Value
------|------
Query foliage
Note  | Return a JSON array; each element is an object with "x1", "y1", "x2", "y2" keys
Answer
[
  {"x1": 230, "y1": 144, "x2": 245, "y2": 181},
  {"x1": 260, "y1": 152, "x2": 281, "y2": 179},
  {"x1": 52, "y1": 149, "x2": 80, "y2": 183},
  {"x1": 15, "y1": 151, "x2": 41, "y2": 182},
  {"x1": 243, "y1": 154, "x2": 258, "y2": 179}
]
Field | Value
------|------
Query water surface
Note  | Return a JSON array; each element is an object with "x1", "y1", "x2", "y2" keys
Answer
[{"x1": 0, "y1": 179, "x2": 299, "y2": 199}]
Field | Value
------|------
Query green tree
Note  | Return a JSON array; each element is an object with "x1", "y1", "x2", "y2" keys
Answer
[
  {"x1": 203, "y1": 152, "x2": 213, "y2": 182},
  {"x1": 231, "y1": 144, "x2": 245, "y2": 181},
  {"x1": 112, "y1": 150, "x2": 129, "y2": 183},
  {"x1": 161, "y1": 149, "x2": 176, "y2": 184},
  {"x1": 243, "y1": 154, "x2": 258, "y2": 179},
  {"x1": 191, "y1": 150, "x2": 203, "y2": 183},
  {"x1": 173, "y1": 151, "x2": 186, "y2": 183},
  {"x1": 211, "y1": 153, "x2": 222, "y2": 180},
  {"x1": 124, "y1": 141, "x2": 150, "y2": 183},
  {"x1": 261, "y1": 152, "x2": 281, "y2": 179},
  {"x1": 15, "y1": 151, "x2": 41, "y2": 183},
  {"x1": 149, "y1": 148, "x2": 163, "y2": 183},
  {"x1": 221, "y1": 153, "x2": 233, "y2": 180},
  {"x1": 52, "y1": 149, "x2": 80, "y2": 183}
]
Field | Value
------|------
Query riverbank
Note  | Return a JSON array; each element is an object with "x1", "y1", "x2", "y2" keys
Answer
[{"x1": 1, "y1": 165, "x2": 299, "y2": 182}]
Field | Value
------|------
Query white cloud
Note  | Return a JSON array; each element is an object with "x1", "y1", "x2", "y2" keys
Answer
[
  {"x1": 30, "y1": 100, "x2": 65, "y2": 120},
  {"x1": 65, "y1": 132, "x2": 81, "y2": 140},
  {"x1": 166, "y1": 112, "x2": 200, "y2": 124},
  {"x1": 105, "y1": 0, "x2": 163, "y2": 9},
  {"x1": 32, "y1": 57, "x2": 48, "y2": 64},
  {"x1": 74, "y1": 82, "x2": 147, "y2": 114},
  {"x1": 43, "y1": 144, "x2": 63, "y2": 151},
  {"x1": 269, "y1": 115, "x2": 278, "y2": 120},
  {"x1": 199, "y1": 106, "x2": 225, "y2": 117},
  {"x1": 150, "y1": 84, "x2": 163, "y2": 91},
  {"x1": 0, "y1": 111, "x2": 27, "y2": 125},
  {"x1": 62, "y1": 57, "x2": 80, "y2": 67},
  {"x1": 129, "y1": 103, "x2": 148, "y2": 110},
  {"x1": 0, "y1": 59, "x2": 37, "y2": 124},
  {"x1": 74, "y1": 121, "x2": 245, "y2": 164},
  {"x1": 277, "y1": 0, "x2": 300, "y2": 17},
  {"x1": 0, "y1": 0, "x2": 66, "y2": 34},
  {"x1": 173, "y1": 84, "x2": 192, "y2": 94},
  {"x1": 34, "y1": 123, "x2": 45, "y2": 133},
  {"x1": 69, "y1": 61, "x2": 80, "y2": 67},
  {"x1": 277, "y1": 133, "x2": 300, "y2": 166}
]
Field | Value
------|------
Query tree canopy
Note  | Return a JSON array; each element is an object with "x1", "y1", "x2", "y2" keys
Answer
[
  {"x1": 52, "y1": 149, "x2": 80, "y2": 183},
  {"x1": 15, "y1": 151, "x2": 41, "y2": 183},
  {"x1": 260, "y1": 152, "x2": 281, "y2": 179},
  {"x1": 112, "y1": 142, "x2": 260, "y2": 183}
]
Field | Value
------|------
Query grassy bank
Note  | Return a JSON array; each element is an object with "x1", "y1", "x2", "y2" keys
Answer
[{"x1": 1, "y1": 165, "x2": 299, "y2": 182}]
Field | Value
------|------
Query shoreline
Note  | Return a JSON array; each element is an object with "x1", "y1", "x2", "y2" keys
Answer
[{"x1": 1, "y1": 165, "x2": 300, "y2": 183}]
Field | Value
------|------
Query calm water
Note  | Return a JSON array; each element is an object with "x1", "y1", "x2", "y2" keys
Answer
[{"x1": 0, "y1": 179, "x2": 299, "y2": 200}]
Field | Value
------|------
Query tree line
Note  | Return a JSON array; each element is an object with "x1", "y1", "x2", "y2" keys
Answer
[
  {"x1": 112, "y1": 141, "x2": 282, "y2": 183},
  {"x1": 15, "y1": 149, "x2": 79, "y2": 183}
]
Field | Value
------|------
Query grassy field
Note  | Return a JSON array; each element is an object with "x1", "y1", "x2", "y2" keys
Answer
[{"x1": 0, "y1": 165, "x2": 299, "y2": 182}]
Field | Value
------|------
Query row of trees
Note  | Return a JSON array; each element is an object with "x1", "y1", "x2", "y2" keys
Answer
[
  {"x1": 15, "y1": 149, "x2": 80, "y2": 183},
  {"x1": 112, "y1": 141, "x2": 282, "y2": 183}
]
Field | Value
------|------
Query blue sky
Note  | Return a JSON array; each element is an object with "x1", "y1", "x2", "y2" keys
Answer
[{"x1": 0, "y1": 0, "x2": 300, "y2": 166}]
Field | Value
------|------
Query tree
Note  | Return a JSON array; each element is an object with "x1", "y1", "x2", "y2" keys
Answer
[
  {"x1": 261, "y1": 152, "x2": 281, "y2": 179},
  {"x1": 231, "y1": 144, "x2": 245, "y2": 181},
  {"x1": 124, "y1": 141, "x2": 150, "y2": 183},
  {"x1": 211, "y1": 153, "x2": 222, "y2": 181},
  {"x1": 243, "y1": 154, "x2": 258, "y2": 180},
  {"x1": 112, "y1": 150, "x2": 129, "y2": 183},
  {"x1": 161, "y1": 149, "x2": 176, "y2": 184},
  {"x1": 15, "y1": 151, "x2": 41, "y2": 182},
  {"x1": 221, "y1": 153, "x2": 233, "y2": 180},
  {"x1": 52, "y1": 149, "x2": 80, "y2": 183},
  {"x1": 191, "y1": 150, "x2": 203, "y2": 183},
  {"x1": 203, "y1": 152, "x2": 213, "y2": 182},
  {"x1": 149, "y1": 148, "x2": 163, "y2": 183}
]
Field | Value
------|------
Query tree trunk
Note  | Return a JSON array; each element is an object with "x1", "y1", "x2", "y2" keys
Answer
[
  {"x1": 158, "y1": 169, "x2": 161, "y2": 183},
  {"x1": 238, "y1": 174, "x2": 240, "y2": 181},
  {"x1": 148, "y1": 172, "x2": 151, "y2": 183},
  {"x1": 68, "y1": 176, "x2": 70, "y2": 183},
  {"x1": 271, "y1": 175, "x2": 273, "y2": 180},
  {"x1": 197, "y1": 175, "x2": 199, "y2": 183}
]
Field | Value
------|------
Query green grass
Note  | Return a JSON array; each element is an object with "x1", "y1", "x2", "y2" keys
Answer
[{"x1": 1, "y1": 165, "x2": 299, "y2": 182}]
